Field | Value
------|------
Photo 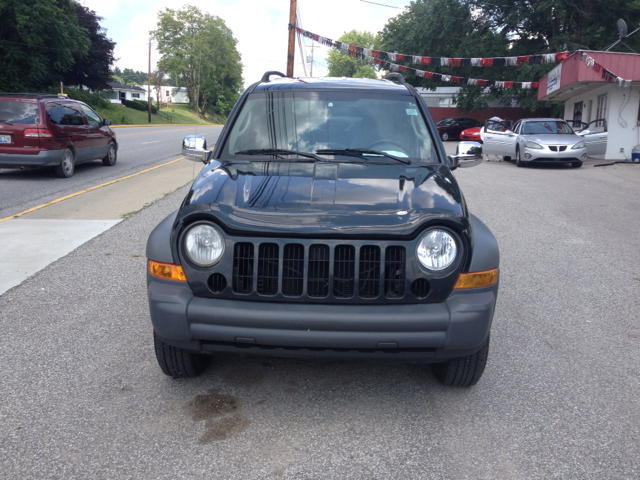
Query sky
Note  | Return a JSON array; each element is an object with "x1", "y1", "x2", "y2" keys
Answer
[{"x1": 79, "y1": 0, "x2": 406, "y2": 88}]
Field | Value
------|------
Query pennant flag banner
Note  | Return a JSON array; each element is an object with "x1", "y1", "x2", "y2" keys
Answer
[
  {"x1": 290, "y1": 25, "x2": 569, "y2": 68},
  {"x1": 579, "y1": 52, "x2": 632, "y2": 86},
  {"x1": 289, "y1": 25, "x2": 539, "y2": 89}
]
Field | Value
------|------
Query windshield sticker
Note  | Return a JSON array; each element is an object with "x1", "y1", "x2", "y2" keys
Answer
[{"x1": 406, "y1": 109, "x2": 418, "y2": 116}]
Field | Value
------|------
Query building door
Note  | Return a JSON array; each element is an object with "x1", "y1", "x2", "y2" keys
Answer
[
  {"x1": 572, "y1": 102, "x2": 583, "y2": 128},
  {"x1": 596, "y1": 95, "x2": 608, "y2": 127}
]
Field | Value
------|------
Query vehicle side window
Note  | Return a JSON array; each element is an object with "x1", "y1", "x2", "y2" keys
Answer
[
  {"x1": 46, "y1": 102, "x2": 85, "y2": 126},
  {"x1": 81, "y1": 104, "x2": 101, "y2": 126},
  {"x1": 486, "y1": 121, "x2": 509, "y2": 132},
  {"x1": 513, "y1": 121, "x2": 521, "y2": 133}
]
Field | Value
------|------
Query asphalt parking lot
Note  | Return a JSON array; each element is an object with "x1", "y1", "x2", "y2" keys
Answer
[{"x1": 1, "y1": 153, "x2": 639, "y2": 479}]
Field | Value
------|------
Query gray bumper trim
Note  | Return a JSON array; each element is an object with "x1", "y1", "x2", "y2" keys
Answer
[
  {"x1": 148, "y1": 275, "x2": 498, "y2": 360},
  {"x1": 0, "y1": 149, "x2": 63, "y2": 167}
]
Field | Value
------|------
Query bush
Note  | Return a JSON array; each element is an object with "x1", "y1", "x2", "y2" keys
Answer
[{"x1": 123, "y1": 99, "x2": 157, "y2": 114}]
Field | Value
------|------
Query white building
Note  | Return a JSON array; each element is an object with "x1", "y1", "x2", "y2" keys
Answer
[
  {"x1": 538, "y1": 50, "x2": 640, "y2": 160},
  {"x1": 104, "y1": 81, "x2": 147, "y2": 103},
  {"x1": 137, "y1": 85, "x2": 189, "y2": 104}
]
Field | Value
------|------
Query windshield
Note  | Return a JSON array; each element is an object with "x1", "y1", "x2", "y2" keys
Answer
[
  {"x1": 522, "y1": 121, "x2": 575, "y2": 135},
  {"x1": 221, "y1": 90, "x2": 438, "y2": 163}
]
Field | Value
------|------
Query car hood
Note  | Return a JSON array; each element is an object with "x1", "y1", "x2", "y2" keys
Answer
[
  {"x1": 178, "y1": 160, "x2": 467, "y2": 237},
  {"x1": 521, "y1": 133, "x2": 581, "y2": 146}
]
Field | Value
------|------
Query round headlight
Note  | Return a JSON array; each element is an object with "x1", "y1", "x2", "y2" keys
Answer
[
  {"x1": 417, "y1": 229, "x2": 458, "y2": 271},
  {"x1": 183, "y1": 224, "x2": 224, "y2": 267}
]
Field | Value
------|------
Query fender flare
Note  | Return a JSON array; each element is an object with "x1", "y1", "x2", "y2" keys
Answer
[
  {"x1": 146, "y1": 209, "x2": 179, "y2": 263},
  {"x1": 468, "y1": 214, "x2": 500, "y2": 271}
]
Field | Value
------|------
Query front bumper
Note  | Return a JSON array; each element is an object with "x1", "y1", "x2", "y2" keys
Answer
[
  {"x1": 148, "y1": 274, "x2": 498, "y2": 362},
  {"x1": 522, "y1": 145, "x2": 587, "y2": 163},
  {"x1": 0, "y1": 149, "x2": 63, "y2": 168}
]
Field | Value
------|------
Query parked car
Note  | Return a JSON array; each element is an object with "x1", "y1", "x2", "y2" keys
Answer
[
  {"x1": 146, "y1": 72, "x2": 500, "y2": 387},
  {"x1": 460, "y1": 126, "x2": 482, "y2": 142},
  {"x1": 435, "y1": 117, "x2": 482, "y2": 141},
  {"x1": 481, "y1": 118, "x2": 588, "y2": 167},
  {"x1": 0, "y1": 93, "x2": 117, "y2": 177}
]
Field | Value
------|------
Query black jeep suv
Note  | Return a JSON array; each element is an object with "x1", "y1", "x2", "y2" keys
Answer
[{"x1": 146, "y1": 72, "x2": 499, "y2": 387}]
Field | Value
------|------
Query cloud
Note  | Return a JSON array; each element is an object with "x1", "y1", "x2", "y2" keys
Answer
[{"x1": 81, "y1": 0, "x2": 403, "y2": 86}]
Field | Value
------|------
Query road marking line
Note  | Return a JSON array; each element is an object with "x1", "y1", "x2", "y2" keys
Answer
[
  {"x1": 142, "y1": 141, "x2": 160, "y2": 145},
  {"x1": 0, "y1": 157, "x2": 187, "y2": 223}
]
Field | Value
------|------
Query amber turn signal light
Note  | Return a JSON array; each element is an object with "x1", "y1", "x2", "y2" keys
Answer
[
  {"x1": 454, "y1": 269, "x2": 498, "y2": 289},
  {"x1": 149, "y1": 260, "x2": 187, "y2": 282}
]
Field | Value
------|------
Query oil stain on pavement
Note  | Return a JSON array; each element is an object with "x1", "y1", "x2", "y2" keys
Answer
[{"x1": 185, "y1": 389, "x2": 250, "y2": 444}]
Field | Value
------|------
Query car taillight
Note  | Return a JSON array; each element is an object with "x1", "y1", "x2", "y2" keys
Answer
[{"x1": 24, "y1": 128, "x2": 53, "y2": 138}]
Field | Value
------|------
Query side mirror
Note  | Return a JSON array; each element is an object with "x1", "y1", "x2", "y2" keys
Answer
[
  {"x1": 102, "y1": 118, "x2": 112, "y2": 126},
  {"x1": 505, "y1": 129, "x2": 515, "y2": 135},
  {"x1": 450, "y1": 142, "x2": 483, "y2": 170},
  {"x1": 577, "y1": 129, "x2": 589, "y2": 136},
  {"x1": 182, "y1": 135, "x2": 212, "y2": 163}
]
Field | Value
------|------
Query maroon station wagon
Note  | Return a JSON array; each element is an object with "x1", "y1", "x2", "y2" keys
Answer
[{"x1": 0, "y1": 93, "x2": 117, "y2": 178}]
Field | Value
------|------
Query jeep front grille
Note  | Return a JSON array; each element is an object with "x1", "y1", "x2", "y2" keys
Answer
[{"x1": 231, "y1": 242, "x2": 405, "y2": 300}]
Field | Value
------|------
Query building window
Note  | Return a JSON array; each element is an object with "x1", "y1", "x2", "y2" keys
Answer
[
  {"x1": 105, "y1": 91, "x2": 118, "y2": 100},
  {"x1": 596, "y1": 94, "x2": 607, "y2": 126},
  {"x1": 572, "y1": 101, "x2": 583, "y2": 128},
  {"x1": 132, "y1": 93, "x2": 140, "y2": 98}
]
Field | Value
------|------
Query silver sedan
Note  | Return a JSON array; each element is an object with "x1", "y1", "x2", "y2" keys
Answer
[{"x1": 481, "y1": 118, "x2": 588, "y2": 168}]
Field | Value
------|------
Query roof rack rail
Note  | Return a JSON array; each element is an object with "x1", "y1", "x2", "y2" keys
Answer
[
  {"x1": 384, "y1": 73, "x2": 409, "y2": 86},
  {"x1": 261, "y1": 71, "x2": 287, "y2": 83},
  {"x1": 0, "y1": 93, "x2": 60, "y2": 100}
]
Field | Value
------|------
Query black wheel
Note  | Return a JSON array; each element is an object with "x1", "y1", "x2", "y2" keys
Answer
[
  {"x1": 572, "y1": 161, "x2": 583, "y2": 168},
  {"x1": 55, "y1": 147, "x2": 75, "y2": 178},
  {"x1": 503, "y1": 155, "x2": 512, "y2": 162},
  {"x1": 431, "y1": 337, "x2": 489, "y2": 387},
  {"x1": 102, "y1": 142, "x2": 117, "y2": 166},
  {"x1": 153, "y1": 331, "x2": 211, "y2": 378},
  {"x1": 441, "y1": 132, "x2": 450, "y2": 141},
  {"x1": 516, "y1": 148, "x2": 525, "y2": 167}
]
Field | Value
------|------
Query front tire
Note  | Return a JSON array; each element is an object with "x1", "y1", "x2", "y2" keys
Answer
[
  {"x1": 441, "y1": 132, "x2": 449, "y2": 141},
  {"x1": 516, "y1": 148, "x2": 525, "y2": 167},
  {"x1": 431, "y1": 337, "x2": 489, "y2": 387},
  {"x1": 153, "y1": 331, "x2": 211, "y2": 378},
  {"x1": 55, "y1": 148, "x2": 75, "y2": 178},
  {"x1": 102, "y1": 142, "x2": 117, "y2": 166},
  {"x1": 572, "y1": 161, "x2": 583, "y2": 168}
]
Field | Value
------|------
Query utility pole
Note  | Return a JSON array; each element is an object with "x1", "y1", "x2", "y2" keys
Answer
[
  {"x1": 286, "y1": 0, "x2": 297, "y2": 77},
  {"x1": 147, "y1": 38, "x2": 152, "y2": 123},
  {"x1": 308, "y1": 44, "x2": 319, "y2": 77}
]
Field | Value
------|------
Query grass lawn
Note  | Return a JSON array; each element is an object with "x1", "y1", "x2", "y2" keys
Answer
[{"x1": 95, "y1": 103, "x2": 222, "y2": 126}]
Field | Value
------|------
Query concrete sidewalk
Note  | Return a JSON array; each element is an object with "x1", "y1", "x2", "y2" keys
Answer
[{"x1": 0, "y1": 158, "x2": 203, "y2": 295}]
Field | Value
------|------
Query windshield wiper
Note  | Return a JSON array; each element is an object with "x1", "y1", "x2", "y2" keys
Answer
[
  {"x1": 0, "y1": 119, "x2": 13, "y2": 125},
  {"x1": 234, "y1": 148, "x2": 326, "y2": 162},
  {"x1": 316, "y1": 148, "x2": 410, "y2": 165}
]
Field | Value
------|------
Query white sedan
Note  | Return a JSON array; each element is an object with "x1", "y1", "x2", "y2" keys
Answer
[{"x1": 481, "y1": 118, "x2": 602, "y2": 168}]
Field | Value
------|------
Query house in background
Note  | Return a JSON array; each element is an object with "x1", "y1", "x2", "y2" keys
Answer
[
  {"x1": 417, "y1": 87, "x2": 552, "y2": 124},
  {"x1": 137, "y1": 85, "x2": 189, "y2": 104},
  {"x1": 538, "y1": 50, "x2": 640, "y2": 160},
  {"x1": 104, "y1": 81, "x2": 147, "y2": 103}
]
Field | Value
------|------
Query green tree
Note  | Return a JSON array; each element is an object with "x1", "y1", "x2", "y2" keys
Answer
[
  {"x1": 62, "y1": 3, "x2": 116, "y2": 90},
  {"x1": 152, "y1": 5, "x2": 243, "y2": 117},
  {"x1": 327, "y1": 30, "x2": 380, "y2": 78},
  {"x1": 380, "y1": 0, "x2": 640, "y2": 111},
  {"x1": 0, "y1": 0, "x2": 90, "y2": 91}
]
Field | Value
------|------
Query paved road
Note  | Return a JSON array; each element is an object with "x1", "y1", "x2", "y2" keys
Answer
[
  {"x1": 0, "y1": 152, "x2": 639, "y2": 478},
  {"x1": 0, "y1": 125, "x2": 223, "y2": 219}
]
